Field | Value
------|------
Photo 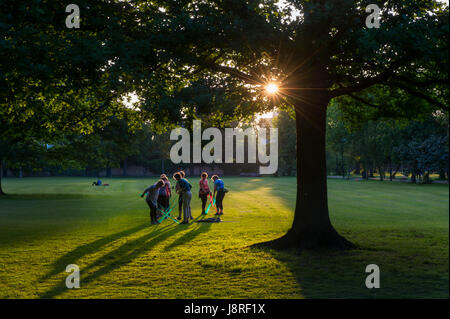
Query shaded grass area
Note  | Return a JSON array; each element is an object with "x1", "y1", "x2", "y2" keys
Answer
[{"x1": 0, "y1": 177, "x2": 448, "y2": 298}]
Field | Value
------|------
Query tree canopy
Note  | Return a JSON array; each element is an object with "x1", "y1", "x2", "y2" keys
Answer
[{"x1": 1, "y1": 0, "x2": 448, "y2": 249}]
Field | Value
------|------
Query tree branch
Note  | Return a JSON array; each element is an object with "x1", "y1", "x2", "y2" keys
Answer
[
  {"x1": 197, "y1": 59, "x2": 262, "y2": 85},
  {"x1": 392, "y1": 75, "x2": 448, "y2": 87},
  {"x1": 329, "y1": 59, "x2": 408, "y2": 98},
  {"x1": 347, "y1": 93, "x2": 381, "y2": 109},
  {"x1": 388, "y1": 81, "x2": 449, "y2": 111},
  {"x1": 330, "y1": 72, "x2": 392, "y2": 98}
]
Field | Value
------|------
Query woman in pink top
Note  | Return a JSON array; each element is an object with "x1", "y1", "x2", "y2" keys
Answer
[{"x1": 198, "y1": 172, "x2": 211, "y2": 215}]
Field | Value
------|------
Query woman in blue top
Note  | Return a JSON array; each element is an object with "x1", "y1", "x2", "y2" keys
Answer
[
  {"x1": 211, "y1": 175, "x2": 225, "y2": 215},
  {"x1": 174, "y1": 172, "x2": 193, "y2": 224}
]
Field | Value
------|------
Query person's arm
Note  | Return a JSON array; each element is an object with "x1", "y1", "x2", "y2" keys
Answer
[
  {"x1": 213, "y1": 182, "x2": 217, "y2": 198},
  {"x1": 141, "y1": 186, "x2": 152, "y2": 197}
]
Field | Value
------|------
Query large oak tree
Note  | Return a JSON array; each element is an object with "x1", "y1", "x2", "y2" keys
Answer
[
  {"x1": 2, "y1": 0, "x2": 448, "y2": 250},
  {"x1": 131, "y1": 0, "x2": 448, "y2": 250}
]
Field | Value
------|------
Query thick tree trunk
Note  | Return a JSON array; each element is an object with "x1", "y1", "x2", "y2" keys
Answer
[{"x1": 257, "y1": 89, "x2": 355, "y2": 251}]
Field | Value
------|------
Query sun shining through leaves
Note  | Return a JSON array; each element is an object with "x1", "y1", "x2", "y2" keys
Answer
[{"x1": 265, "y1": 83, "x2": 279, "y2": 94}]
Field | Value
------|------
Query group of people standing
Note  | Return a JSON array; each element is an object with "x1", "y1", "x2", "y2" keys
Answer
[{"x1": 141, "y1": 171, "x2": 226, "y2": 225}]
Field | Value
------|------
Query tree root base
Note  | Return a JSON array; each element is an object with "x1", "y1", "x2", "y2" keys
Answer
[{"x1": 252, "y1": 229, "x2": 357, "y2": 253}]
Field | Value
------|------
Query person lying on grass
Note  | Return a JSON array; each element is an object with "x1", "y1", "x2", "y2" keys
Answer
[
  {"x1": 141, "y1": 179, "x2": 165, "y2": 225},
  {"x1": 92, "y1": 179, "x2": 110, "y2": 186},
  {"x1": 212, "y1": 175, "x2": 226, "y2": 216},
  {"x1": 199, "y1": 172, "x2": 211, "y2": 215},
  {"x1": 174, "y1": 172, "x2": 192, "y2": 224}
]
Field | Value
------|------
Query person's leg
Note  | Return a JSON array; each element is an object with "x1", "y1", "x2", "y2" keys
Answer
[
  {"x1": 178, "y1": 195, "x2": 183, "y2": 219},
  {"x1": 157, "y1": 196, "x2": 164, "y2": 218},
  {"x1": 186, "y1": 192, "x2": 194, "y2": 219},
  {"x1": 182, "y1": 193, "x2": 189, "y2": 223},
  {"x1": 214, "y1": 195, "x2": 220, "y2": 215},
  {"x1": 187, "y1": 191, "x2": 193, "y2": 219},
  {"x1": 214, "y1": 192, "x2": 220, "y2": 214},
  {"x1": 147, "y1": 200, "x2": 154, "y2": 223},
  {"x1": 220, "y1": 192, "x2": 225, "y2": 214},
  {"x1": 201, "y1": 194, "x2": 207, "y2": 214},
  {"x1": 216, "y1": 191, "x2": 224, "y2": 215},
  {"x1": 164, "y1": 195, "x2": 170, "y2": 210},
  {"x1": 151, "y1": 202, "x2": 159, "y2": 224},
  {"x1": 188, "y1": 191, "x2": 193, "y2": 219}
]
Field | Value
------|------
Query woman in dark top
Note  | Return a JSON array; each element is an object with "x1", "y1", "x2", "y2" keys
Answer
[{"x1": 198, "y1": 172, "x2": 211, "y2": 215}]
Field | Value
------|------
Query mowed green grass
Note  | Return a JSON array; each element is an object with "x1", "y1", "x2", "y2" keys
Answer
[{"x1": 0, "y1": 177, "x2": 448, "y2": 299}]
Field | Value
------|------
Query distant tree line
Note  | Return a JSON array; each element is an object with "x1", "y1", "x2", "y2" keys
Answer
[
  {"x1": 2, "y1": 105, "x2": 448, "y2": 184},
  {"x1": 1, "y1": 116, "x2": 266, "y2": 178},
  {"x1": 274, "y1": 105, "x2": 449, "y2": 183}
]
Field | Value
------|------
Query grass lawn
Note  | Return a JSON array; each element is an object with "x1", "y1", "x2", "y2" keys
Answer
[{"x1": 0, "y1": 177, "x2": 448, "y2": 299}]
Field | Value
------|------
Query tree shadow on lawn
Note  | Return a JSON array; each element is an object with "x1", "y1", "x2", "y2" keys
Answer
[
  {"x1": 39, "y1": 219, "x2": 208, "y2": 298},
  {"x1": 163, "y1": 220, "x2": 212, "y2": 252},
  {"x1": 250, "y1": 235, "x2": 445, "y2": 299},
  {"x1": 250, "y1": 245, "x2": 374, "y2": 299}
]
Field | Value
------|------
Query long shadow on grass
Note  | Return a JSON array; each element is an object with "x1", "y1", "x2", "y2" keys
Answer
[
  {"x1": 40, "y1": 223, "x2": 150, "y2": 281},
  {"x1": 250, "y1": 244, "x2": 380, "y2": 299},
  {"x1": 39, "y1": 221, "x2": 200, "y2": 298},
  {"x1": 163, "y1": 220, "x2": 212, "y2": 251}
]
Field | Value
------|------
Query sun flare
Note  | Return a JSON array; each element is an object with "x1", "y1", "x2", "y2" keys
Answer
[{"x1": 265, "y1": 83, "x2": 279, "y2": 94}]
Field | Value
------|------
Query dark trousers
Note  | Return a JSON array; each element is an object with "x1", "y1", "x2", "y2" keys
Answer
[
  {"x1": 146, "y1": 200, "x2": 157, "y2": 222},
  {"x1": 199, "y1": 193, "x2": 208, "y2": 213},
  {"x1": 158, "y1": 195, "x2": 169, "y2": 211},
  {"x1": 216, "y1": 190, "x2": 225, "y2": 210},
  {"x1": 178, "y1": 195, "x2": 183, "y2": 216}
]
